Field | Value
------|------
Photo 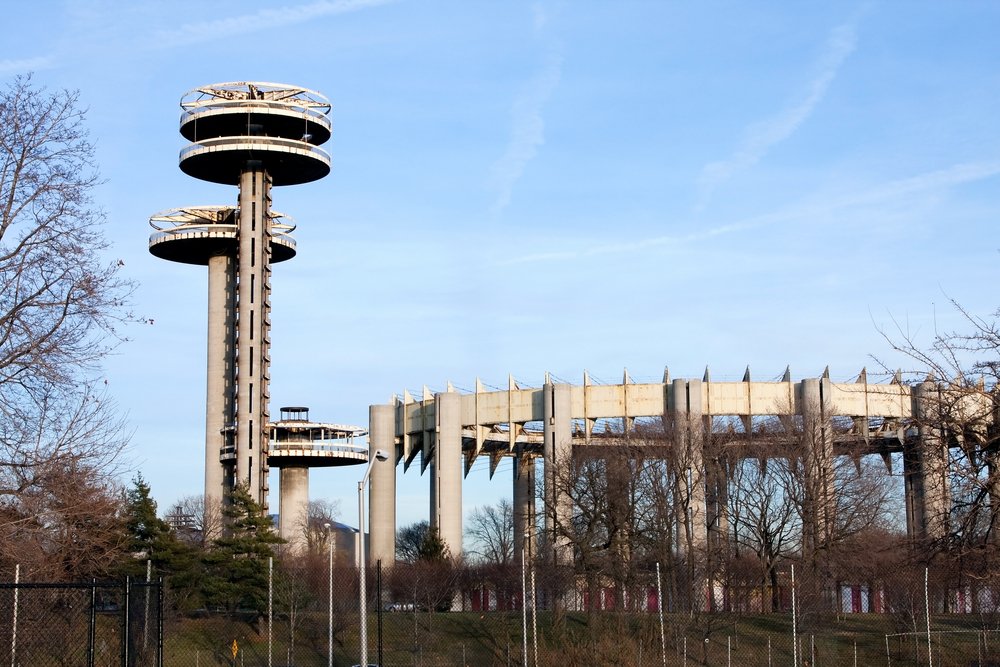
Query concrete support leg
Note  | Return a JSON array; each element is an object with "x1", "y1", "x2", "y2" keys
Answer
[
  {"x1": 205, "y1": 254, "x2": 233, "y2": 538},
  {"x1": 704, "y1": 450, "x2": 729, "y2": 553},
  {"x1": 669, "y1": 378, "x2": 708, "y2": 611},
  {"x1": 279, "y1": 467, "x2": 309, "y2": 554},
  {"x1": 369, "y1": 404, "x2": 397, "y2": 566},
  {"x1": 543, "y1": 383, "x2": 574, "y2": 565},
  {"x1": 513, "y1": 455, "x2": 536, "y2": 562},
  {"x1": 799, "y1": 378, "x2": 836, "y2": 555},
  {"x1": 670, "y1": 379, "x2": 707, "y2": 556},
  {"x1": 914, "y1": 381, "x2": 950, "y2": 542},
  {"x1": 430, "y1": 392, "x2": 463, "y2": 559},
  {"x1": 903, "y1": 442, "x2": 922, "y2": 541}
]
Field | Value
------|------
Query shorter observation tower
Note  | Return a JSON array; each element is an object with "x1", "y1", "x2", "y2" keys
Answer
[{"x1": 269, "y1": 407, "x2": 367, "y2": 553}]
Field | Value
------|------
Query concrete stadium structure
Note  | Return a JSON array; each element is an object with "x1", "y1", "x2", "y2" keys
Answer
[
  {"x1": 150, "y1": 83, "x2": 365, "y2": 537},
  {"x1": 366, "y1": 369, "x2": 996, "y2": 566}
]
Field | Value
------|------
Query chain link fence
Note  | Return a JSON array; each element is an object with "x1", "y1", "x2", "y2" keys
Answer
[
  {"x1": 4, "y1": 557, "x2": 1000, "y2": 666},
  {"x1": 0, "y1": 578, "x2": 161, "y2": 666}
]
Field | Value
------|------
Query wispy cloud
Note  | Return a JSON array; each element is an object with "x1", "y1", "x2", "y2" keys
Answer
[
  {"x1": 696, "y1": 20, "x2": 859, "y2": 210},
  {"x1": 497, "y1": 221, "x2": 753, "y2": 266},
  {"x1": 155, "y1": 0, "x2": 395, "y2": 46},
  {"x1": 0, "y1": 56, "x2": 56, "y2": 75},
  {"x1": 489, "y1": 6, "x2": 562, "y2": 218},
  {"x1": 501, "y1": 159, "x2": 1000, "y2": 266}
]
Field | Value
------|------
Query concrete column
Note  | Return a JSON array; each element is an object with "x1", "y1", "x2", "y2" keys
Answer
[
  {"x1": 799, "y1": 378, "x2": 835, "y2": 554},
  {"x1": 988, "y1": 449, "x2": 1000, "y2": 545},
  {"x1": 705, "y1": 453, "x2": 729, "y2": 553},
  {"x1": 543, "y1": 382, "x2": 573, "y2": 565},
  {"x1": 513, "y1": 455, "x2": 536, "y2": 562},
  {"x1": 902, "y1": 441, "x2": 922, "y2": 540},
  {"x1": 278, "y1": 466, "x2": 308, "y2": 553},
  {"x1": 205, "y1": 253, "x2": 233, "y2": 535},
  {"x1": 369, "y1": 404, "x2": 397, "y2": 566},
  {"x1": 670, "y1": 379, "x2": 707, "y2": 555},
  {"x1": 913, "y1": 381, "x2": 949, "y2": 542},
  {"x1": 430, "y1": 392, "x2": 463, "y2": 558},
  {"x1": 235, "y1": 169, "x2": 272, "y2": 508}
]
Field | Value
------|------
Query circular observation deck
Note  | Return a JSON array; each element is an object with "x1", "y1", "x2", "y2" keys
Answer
[
  {"x1": 148, "y1": 206, "x2": 297, "y2": 265},
  {"x1": 267, "y1": 407, "x2": 368, "y2": 468},
  {"x1": 179, "y1": 82, "x2": 332, "y2": 186}
]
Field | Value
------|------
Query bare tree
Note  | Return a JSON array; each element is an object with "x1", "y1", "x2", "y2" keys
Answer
[
  {"x1": 396, "y1": 520, "x2": 430, "y2": 564},
  {"x1": 0, "y1": 76, "x2": 134, "y2": 579},
  {"x1": 466, "y1": 498, "x2": 515, "y2": 566},
  {"x1": 727, "y1": 447, "x2": 800, "y2": 611},
  {"x1": 302, "y1": 498, "x2": 341, "y2": 555},
  {"x1": 877, "y1": 302, "x2": 1000, "y2": 546},
  {"x1": 166, "y1": 494, "x2": 223, "y2": 548}
]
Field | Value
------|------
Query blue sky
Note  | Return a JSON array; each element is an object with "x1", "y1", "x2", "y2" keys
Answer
[{"x1": 3, "y1": 1, "x2": 998, "y2": 531}]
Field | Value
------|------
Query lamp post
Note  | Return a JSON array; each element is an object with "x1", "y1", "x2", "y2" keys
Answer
[
  {"x1": 358, "y1": 449, "x2": 388, "y2": 667},
  {"x1": 324, "y1": 522, "x2": 333, "y2": 667}
]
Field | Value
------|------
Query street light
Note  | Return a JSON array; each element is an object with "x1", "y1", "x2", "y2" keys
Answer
[
  {"x1": 358, "y1": 448, "x2": 388, "y2": 667},
  {"x1": 324, "y1": 522, "x2": 333, "y2": 667}
]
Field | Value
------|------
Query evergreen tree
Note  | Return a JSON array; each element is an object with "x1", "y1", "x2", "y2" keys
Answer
[
  {"x1": 417, "y1": 526, "x2": 450, "y2": 562},
  {"x1": 121, "y1": 475, "x2": 192, "y2": 574},
  {"x1": 121, "y1": 475, "x2": 203, "y2": 611},
  {"x1": 202, "y1": 484, "x2": 284, "y2": 615}
]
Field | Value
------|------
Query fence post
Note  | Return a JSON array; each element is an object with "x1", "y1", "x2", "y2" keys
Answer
[
  {"x1": 10, "y1": 563, "x2": 18, "y2": 667},
  {"x1": 657, "y1": 563, "x2": 666, "y2": 667},
  {"x1": 89, "y1": 579, "x2": 97, "y2": 667},
  {"x1": 791, "y1": 564, "x2": 798, "y2": 667},
  {"x1": 144, "y1": 560, "x2": 151, "y2": 656},
  {"x1": 122, "y1": 576, "x2": 130, "y2": 667},
  {"x1": 530, "y1": 566, "x2": 538, "y2": 667},
  {"x1": 925, "y1": 567, "x2": 933, "y2": 667},
  {"x1": 157, "y1": 578, "x2": 164, "y2": 667},
  {"x1": 377, "y1": 560, "x2": 383, "y2": 667},
  {"x1": 268, "y1": 556, "x2": 273, "y2": 667},
  {"x1": 521, "y1": 548, "x2": 528, "y2": 667}
]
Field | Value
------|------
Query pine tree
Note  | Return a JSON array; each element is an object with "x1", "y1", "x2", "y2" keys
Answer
[
  {"x1": 121, "y1": 475, "x2": 193, "y2": 574},
  {"x1": 121, "y1": 475, "x2": 203, "y2": 611},
  {"x1": 202, "y1": 484, "x2": 284, "y2": 615}
]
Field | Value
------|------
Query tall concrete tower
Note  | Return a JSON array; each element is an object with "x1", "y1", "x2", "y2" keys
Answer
[{"x1": 149, "y1": 82, "x2": 332, "y2": 516}]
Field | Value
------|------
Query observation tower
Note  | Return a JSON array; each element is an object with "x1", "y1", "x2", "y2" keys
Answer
[
  {"x1": 269, "y1": 407, "x2": 366, "y2": 551},
  {"x1": 149, "y1": 82, "x2": 353, "y2": 526}
]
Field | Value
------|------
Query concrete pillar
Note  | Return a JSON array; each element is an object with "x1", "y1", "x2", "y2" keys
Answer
[
  {"x1": 234, "y1": 169, "x2": 272, "y2": 508},
  {"x1": 278, "y1": 466, "x2": 308, "y2": 553},
  {"x1": 902, "y1": 441, "x2": 922, "y2": 540},
  {"x1": 205, "y1": 253, "x2": 233, "y2": 536},
  {"x1": 670, "y1": 379, "x2": 707, "y2": 555},
  {"x1": 430, "y1": 392, "x2": 463, "y2": 558},
  {"x1": 513, "y1": 455, "x2": 536, "y2": 562},
  {"x1": 369, "y1": 404, "x2": 397, "y2": 566},
  {"x1": 913, "y1": 381, "x2": 949, "y2": 542},
  {"x1": 543, "y1": 382, "x2": 573, "y2": 565},
  {"x1": 799, "y1": 378, "x2": 835, "y2": 554},
  {"x1": 704, "y1": 453, "x2": 729, "y2": 553},
  {"x1": 988, "y1": 449, "x2": 1000, "y2": 545}
]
